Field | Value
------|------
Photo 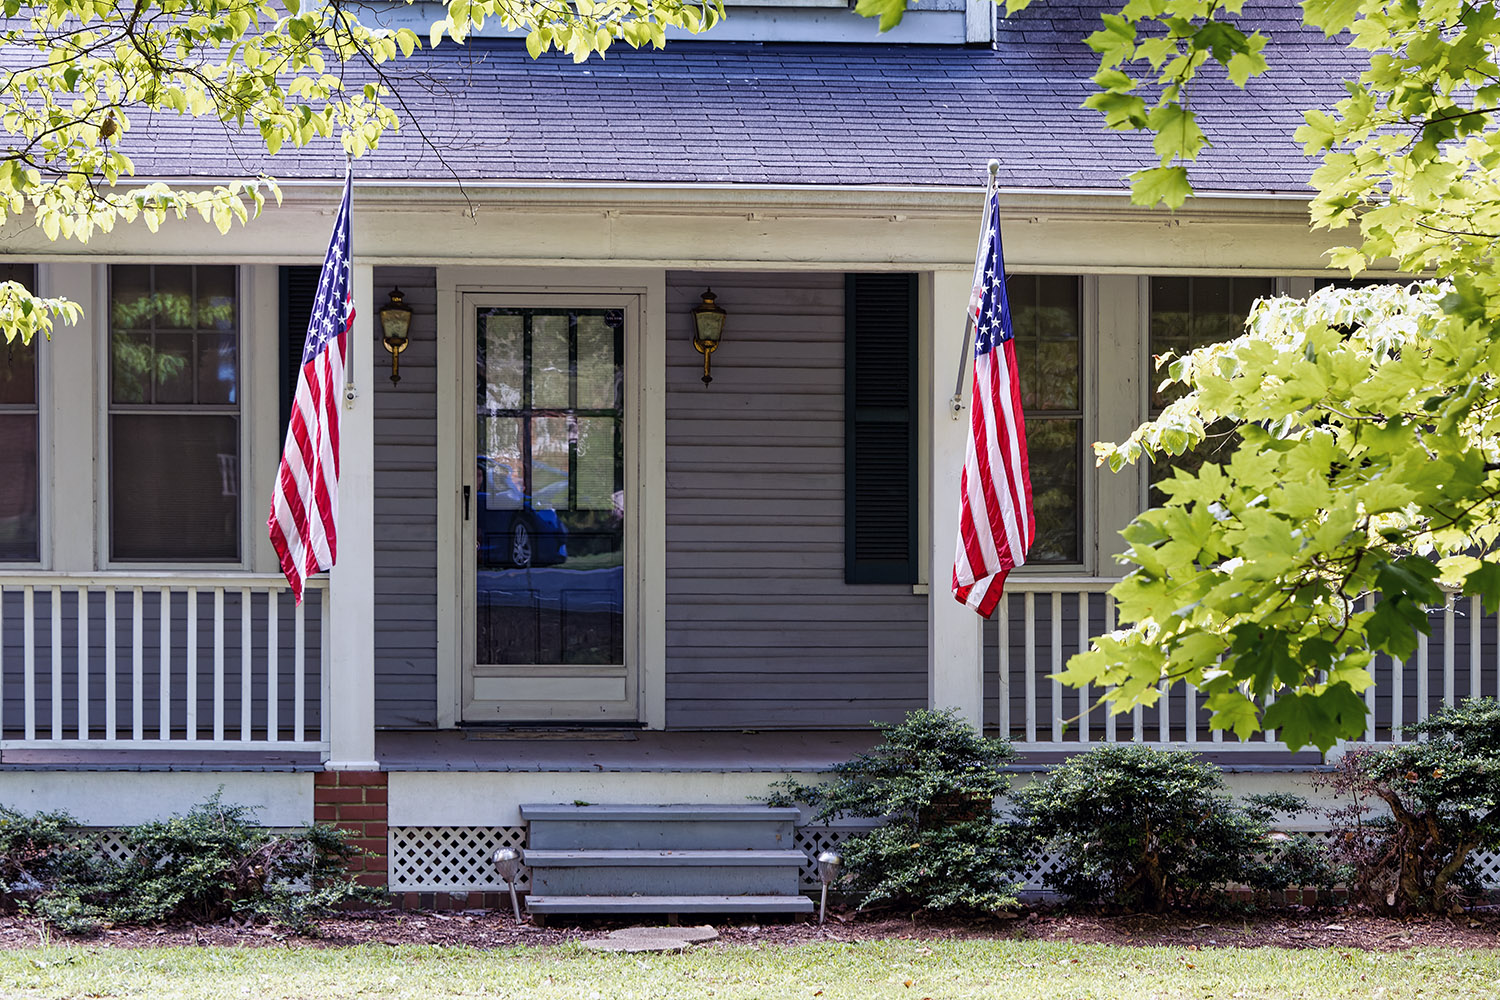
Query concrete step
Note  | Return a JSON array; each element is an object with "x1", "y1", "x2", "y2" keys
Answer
[
  {"x1": 525, "y1": 849, "x2": 806, "y2": 896},
  {"x1": 522, "y1": 803, "x2": 799, "y2": 851},
  {"x1": 526, "y1": 894, "x2": 815, "y2": 915}
]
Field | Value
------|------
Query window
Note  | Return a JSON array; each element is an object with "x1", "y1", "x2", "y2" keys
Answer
[
  {"x1": 1147, "y1": 276, "x2": 1274, "y2": 497},
  {"x1": 1007, "y1": 274, "x2": 1082, "y2": 564},
  {"x1": 108, "y1": 265, "x2": 240, "y2": 562},
  {"x1": 0, "y1": 264, "x2": 39, "y2": 562}
]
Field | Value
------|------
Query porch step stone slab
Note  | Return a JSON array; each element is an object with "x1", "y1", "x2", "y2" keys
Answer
[
  {"x1": 581, "y1": 925, "x2": 720, "y2": 953},
  {"x1": 526, "y1": 894, "x2": 814, "y2": 915}
]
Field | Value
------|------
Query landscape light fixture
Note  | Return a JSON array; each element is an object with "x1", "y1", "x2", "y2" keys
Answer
[
  {"x1": 691, "y1": 288, "x2": 727, "y2": 385},
  {"x1": 817, "y1": 850, "x2": 842, "y2": 925},
  {"x1": 492, "y1": 846, "x2": 526, "y2": 922},
  {"x1": 379, "y1": 287, "x2": 413, "y2": 385}
]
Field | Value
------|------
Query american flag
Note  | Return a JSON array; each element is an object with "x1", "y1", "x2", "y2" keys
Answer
[
  {"x1": 268, "y1": 170, "x2": 353, "y2": 603},
  {"x1": 952, "y1": 186, "x2": 1034, "y2": 617}
]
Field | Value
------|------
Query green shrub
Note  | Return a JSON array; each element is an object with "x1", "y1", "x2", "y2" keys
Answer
[
  {"x1": 0, "y1": 795, "x2": 382, "y2": 935},
  {"x1": 774, "y1": 708, "x2": 1027, "y2": 913},
  {"x1": 0, "y1": 806, "x2": 95, "y2": 912},
  {"x1": 1016, "y1": 744, "x2": 1320, "y2": 912},
  {"x1": 1323, "y1": 698, "x2": 1500, "y2": 913}
]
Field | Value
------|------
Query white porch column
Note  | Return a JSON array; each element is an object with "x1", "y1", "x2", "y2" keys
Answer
[
  {"x1": 325, "y1": 263, "x2": 378, "y2": 770},
  {"x1": 927, "y1": 269, "x2": 984, "y2": 727}
]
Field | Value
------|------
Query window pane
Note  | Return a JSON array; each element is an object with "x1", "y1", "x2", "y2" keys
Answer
[
  {"x1": 531, "y1": 313, "x2": 570, "y2": 409},
  {"x1": 531, "y1": 416, "x2": 569, "y2": 509},
  {"x1": 195, "y1": 266, "x2": 237, "y2": 330},
  {"x1": 153, "y1": 266, "x2": 194, "y2": 330},
  {"x1": 1027, "y1": 418, "x2": 1080, "y2": 564},
  {"x1": 0, "y1": 414, "x2": 37, "y2": 561},
  {"x1": 479, "y1": 417, "x2": 523, "y2": 511},
  {"x1": 0, "y1": 337, "x2": 35, "y2": 406},
  {"x1": 196, "y1": 332, "x2": 238, "y2": 405},
  {"x1": 111, "y1": 265, "x2": 153, "y2": 329},
  {"x1": 153, "y1": 333, "x2": 195, "y2": 405},
  {"x1": 110, "y1": 332, "x2": 153, "y2": 404},
  {"x1": 111, "y1": 414, "x2": 239, "y2": 561},
  {"x1": 577, "y1": 417, "x2": 616, "y2": 512},
  {"x1": 577, "y1": 313, "x2": 620, "y2": 410},
  {"x1": 481, "y1": 312, "x2": 524, "y2": 410}
]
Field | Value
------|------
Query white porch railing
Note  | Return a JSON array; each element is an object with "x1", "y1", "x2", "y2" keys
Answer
[
  {"x1": 0, "y1": 574, "x2": 328, "y2": 752},
  {"x1": 991, "y1": 577, "x2": 1495, "y2": 752}
]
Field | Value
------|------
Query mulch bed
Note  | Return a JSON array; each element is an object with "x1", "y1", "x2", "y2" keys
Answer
[{"x1": 3, "y1": 907, "x2": 1500, "y2": 951}]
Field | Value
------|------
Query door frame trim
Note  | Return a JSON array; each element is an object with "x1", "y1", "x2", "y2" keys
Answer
[{"x1": 435, "y1": 267, "x2": 667, "y2": 729}]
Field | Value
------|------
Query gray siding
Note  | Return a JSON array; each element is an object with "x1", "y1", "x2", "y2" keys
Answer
[
  {"x1": 664, "y1": 271, "x2": 929, "y2": 729},
  {"x1": 373, "y1": 267, "x2": 439, "y2": 727}
]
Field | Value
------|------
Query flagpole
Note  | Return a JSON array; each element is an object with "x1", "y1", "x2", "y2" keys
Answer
[
  {"x1": 950, "y1": 160, "x2": 1001, "y2": 418},
  {"x1": 343, "y1": 158, "x2": 358, "y2": 408}
]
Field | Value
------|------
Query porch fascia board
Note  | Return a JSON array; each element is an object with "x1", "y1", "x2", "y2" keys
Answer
[{"x1": 0, "y1": 184, "x2": 1372, "y2": 278}]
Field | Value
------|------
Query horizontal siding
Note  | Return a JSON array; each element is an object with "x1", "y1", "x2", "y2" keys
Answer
[
  {"x1": 664, "y1": 271, "x2": 927, "y2": 729},
  {"x1": 373, "y1": 267, "x2": 438, "y2": 728}
]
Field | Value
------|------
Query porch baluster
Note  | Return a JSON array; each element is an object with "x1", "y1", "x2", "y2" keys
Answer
[
  {"x1": 159, "y1": 588, "x2": 171, "y2": 740},
  {"x1": 294, "y1": 598, "x2": 306, "y2": 744},
  {"x1": 22, "y1": 586, "x2": 33, "y2": 741},
  {"x1": 240, "y1": 587, "x2": 252, "y2": 741},
  {"x1": 76, "y1": 586, "x2": 88, "y2": 739},
  {"x1": 997, "y1": 596, "x2": 1010, "y2": 739},
  {"x1": 1050, "y1": 591, "x2": 1062, "y2": 743},
  {"x1": 1364, "y1": 594, "x2": 1377, "y2": 742},
  {"x1": 1023, "y1": 592, "x2": 1036, "y2": 743},
  {"x1": 1472, "y1": 595, "x2": 1483, "y2": 703},
  {"x1": 1417, "y1": 632, "x2": 1429, "y2": 723},
  {"x1": 105, "y1": 589, "x2": 116, "y2": 741},
  {"x1": 186, "y1": 588, "x2": 198, "y2": 742},
  {"x1": 131, "y1": 586, "x2": 143, "y2": 741},
  {"x1": 1077, "y1": 592, "x2": 1089, "y2": 745},
  {"x1": 267, "y1": 590, "x2": 279, "y2": 743},
  {"x1": 213, "y1": 587, "x2": 225, "y2": 742},
  {"x1": 1103, "y1": 594, "x2": 1117, "y2": 743},
  {"x1": 50, "y1": 585, "x2": 61, "y2": 740},
  {"x1": 1444, "y1": 599, "x2": 1456, "y2": 708},
  {"x1": 1185, "y1": 683, "x2": 1196, "y2": 744}
]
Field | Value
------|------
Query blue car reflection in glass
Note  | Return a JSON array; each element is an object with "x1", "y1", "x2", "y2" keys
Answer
[{"x1": 475, "y1": 458, "x2": 568, "y2": 568}]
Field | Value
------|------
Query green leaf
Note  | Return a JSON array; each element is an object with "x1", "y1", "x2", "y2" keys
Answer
[
  {"x1": 1261, "y1": 684, "x2": 1369, "y2": 753},
  {"x1": 1129, "y1": 165, "x2": 1193, "y2": 209},
  {"x1": 853, "y1": 0, "x2": 908, "y2": 32}
]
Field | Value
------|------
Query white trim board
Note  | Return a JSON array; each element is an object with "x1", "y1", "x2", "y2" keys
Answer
[{"x1": 0, "y1": 771, "x2": 313, "y2": 827}]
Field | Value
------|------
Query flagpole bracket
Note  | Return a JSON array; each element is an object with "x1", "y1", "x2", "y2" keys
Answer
[
  {"x1": 949, "y1": 394, "x2": 965, "y2": 418},
  {"x1": 344, "y1": 381, "x2": 358, "y2": 406}
]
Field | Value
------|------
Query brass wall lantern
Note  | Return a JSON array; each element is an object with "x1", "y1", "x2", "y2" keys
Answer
[
  {"x1": 379, "y1": 287, "x2": 413, "y2": 384},
  {"x1": 691, "y1": 288, "x2": 727, "y2": 385}
]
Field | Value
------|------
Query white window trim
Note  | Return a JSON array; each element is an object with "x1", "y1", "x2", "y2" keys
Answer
[{"x1": 96, "y1": 264, "x2": 257, "y2": 572}]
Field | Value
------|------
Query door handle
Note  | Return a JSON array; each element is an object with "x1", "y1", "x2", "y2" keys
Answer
[{"x1": 463, "y1": 485, "x2": 471, "y2": 520}]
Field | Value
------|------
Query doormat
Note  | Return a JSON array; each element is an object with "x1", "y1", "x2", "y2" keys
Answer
[{"x1": 464, "y1": 730, "x2": 640, "y2": 741}]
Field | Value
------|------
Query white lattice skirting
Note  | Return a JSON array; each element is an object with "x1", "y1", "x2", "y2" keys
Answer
[{"x1": 386, "y1": 825, "x2": 1500, "y2": 894}]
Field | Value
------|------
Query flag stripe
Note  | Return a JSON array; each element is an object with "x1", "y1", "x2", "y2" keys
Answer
[
  {"x1": 952, "y1": 186, "x2": 1034, "y2": 619},
  {"x1": 269, "y1": 170, "x2": 354, "y2": 604}
]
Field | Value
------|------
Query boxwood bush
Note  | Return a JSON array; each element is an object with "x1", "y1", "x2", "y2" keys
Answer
[{"x1": 774, "y1": 708, "x2": 1028, "y2": 913}]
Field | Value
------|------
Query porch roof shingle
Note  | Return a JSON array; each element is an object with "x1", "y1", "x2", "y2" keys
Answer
[{"x1": 117, "y1": 1, "x2": 1352, "y2": 194}]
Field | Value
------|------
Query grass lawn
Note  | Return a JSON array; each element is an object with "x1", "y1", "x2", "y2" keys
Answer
[{"x1": 3, "y1": 939, "x2": 1498, "y2": 1000}]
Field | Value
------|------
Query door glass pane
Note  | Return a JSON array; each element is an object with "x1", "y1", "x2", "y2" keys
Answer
[
  {"x1": 531, "y1": 313, "x2": 570, "y2": 409},
  {"x1": 476, "y1": 308, "x2": 625, "y2": 668}
]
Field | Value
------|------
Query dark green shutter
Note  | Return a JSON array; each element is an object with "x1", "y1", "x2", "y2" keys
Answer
[
  {"x1": 278, "y1": 265, "x2": 321, "y2": 437},
  {"x1": 845, "y1": 274, "x2": 918, "y2": 584}
]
